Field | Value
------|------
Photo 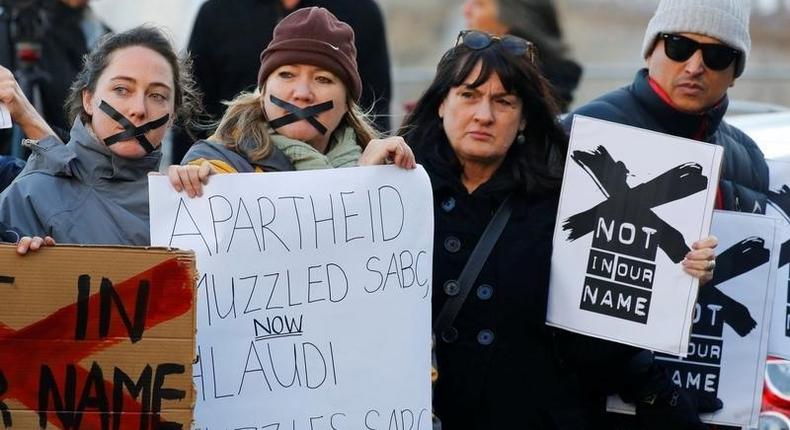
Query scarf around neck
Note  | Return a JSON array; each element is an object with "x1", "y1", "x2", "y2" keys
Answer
[{"x1": 270, "y1": 127, "x2": 362, "y2": 170}]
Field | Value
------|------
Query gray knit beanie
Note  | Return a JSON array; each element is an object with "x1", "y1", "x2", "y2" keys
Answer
[{"x1": 641, "y1": 0, "x2": 751, "y2": 77}]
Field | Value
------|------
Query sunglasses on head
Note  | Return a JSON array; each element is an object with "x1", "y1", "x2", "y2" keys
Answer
[
  {"x1": 455, "y1": 30, "x2": 535, "y2": 62},
  {"x1": 660, "y1": 33, "x2": 740, "y2": 71}
]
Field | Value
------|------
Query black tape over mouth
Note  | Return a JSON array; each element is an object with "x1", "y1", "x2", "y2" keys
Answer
[
  {"x1": 268, "y1": 95, "x2": 334, "y2": 135},
  {"x1": 99, "y1": 101, "x2": 170, "y2": 154}
]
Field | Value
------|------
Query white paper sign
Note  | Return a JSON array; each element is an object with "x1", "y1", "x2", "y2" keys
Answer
[
  {"x1": 766, "y1": 159, "x2": 790, "y2": 359},
  {"x1": 149, "y1": 166, "x2": 434, "y2": 429},
  {"x1": 0, "y1": 103, "x2": 11, "y2": 129},
  {"x1": 547, "y1": 115, "x2": 723, "y2": 355},
  {"x1": 608, "y1": 210, "x2": 778, "y2": 429}
]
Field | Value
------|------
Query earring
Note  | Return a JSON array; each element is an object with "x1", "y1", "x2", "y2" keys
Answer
[{"x1": 516, "y1": 132, "x2": 526, "y2": 145}]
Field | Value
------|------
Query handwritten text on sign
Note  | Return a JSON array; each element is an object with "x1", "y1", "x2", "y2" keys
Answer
[
  {"x1": 0, "y1": 246, "x2": 196, "y2": 430},
  {"x1": 149, "y1": 166, "x2": 434, "y2": 430}
]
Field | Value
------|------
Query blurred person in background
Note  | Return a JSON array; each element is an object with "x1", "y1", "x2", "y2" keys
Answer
[
  {"x1": 171, "y1": 0, "x2": 392, "y2": 163},
  {"x1": 462, "y1": 0, "x2": 582, "y2": 111}
]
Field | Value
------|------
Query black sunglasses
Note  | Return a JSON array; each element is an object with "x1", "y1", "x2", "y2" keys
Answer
[
  {"x1": 455, "y1": 30, "x2": 535, "y2": 62},
  {"x1": 660, "y1": 33, "x2": 740, "y2": 71}
]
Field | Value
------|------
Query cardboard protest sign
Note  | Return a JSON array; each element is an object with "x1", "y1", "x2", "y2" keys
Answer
[
  {"x1": 547, "y1": 115, "x2": 723, "y2": 355},
  {"x1": 608, "y1": 210, "x2": 777, "y2": 428},
  {"x1": 148, "y1": 166, "x2": 434, "y2": 430},
  {"x1": 766, "y1": 159, "x2": 790, "y2": 359},
  {"x1": 0, "y1": 245, "x2": 197, "y2": 430}
]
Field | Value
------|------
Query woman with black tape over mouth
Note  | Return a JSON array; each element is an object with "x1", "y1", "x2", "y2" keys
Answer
[
  {"x1": 168, "y1": 7, "x2": 415, "y2": 199},
  {"x1": 0, "y1": 26, "x2": 202, "y2": 245}
]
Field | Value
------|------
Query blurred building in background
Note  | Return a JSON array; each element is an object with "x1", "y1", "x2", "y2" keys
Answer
[{"x1": 92, "y1": 0, "x2": 790, "y2": 129}]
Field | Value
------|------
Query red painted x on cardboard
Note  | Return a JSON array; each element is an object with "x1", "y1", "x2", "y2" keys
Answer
[{"x1": 0, "y1": 257, "x2": 194, "y2": 430}]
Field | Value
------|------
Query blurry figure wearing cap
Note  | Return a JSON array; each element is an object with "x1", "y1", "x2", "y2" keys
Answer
[
  {"x1": 462, "y1": 0, "x2": 582, "y2": 111},
  {"x1": 0, "y1": 27, "x2": 202, "y2": 245},
  {"x1": 564, "y1": 0, "x2": 767, "y2": 428},
  {"x1": 168, "y1": 7, "x2": 414, "y2": 198}
]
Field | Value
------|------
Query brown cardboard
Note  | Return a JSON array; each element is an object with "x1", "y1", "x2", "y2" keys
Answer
[{"x1": 0, "y1": 245, "x2": 197, "y2": 430}]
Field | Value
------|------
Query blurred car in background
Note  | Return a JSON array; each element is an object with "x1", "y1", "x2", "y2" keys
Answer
[
  {"x1": 728, "y1": 110, "x2": 790, "y2": 161},
  {"x1": 728, "y1": 105, "x2": 790, "y2": 430}
]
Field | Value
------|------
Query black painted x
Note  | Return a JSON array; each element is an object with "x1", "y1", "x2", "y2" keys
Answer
[
  {"x1": 695, "y1": 237, "x2": 765, "y2": 337},
  {"x1": 564, "y1": 145, "x2": 708, "y2": 263},
  {"x1": 766, "y1": 185, "x2": 790, "y2": 267}
]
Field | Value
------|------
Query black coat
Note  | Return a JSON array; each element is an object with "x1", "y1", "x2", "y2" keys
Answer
[
  {"x1": 299, "y1": 0, "x2": 393, "y2": 132},
  {"x1": 187, "y1": 0, "x2": 286, "y2": 122},
  {"x1": 564, "y1": 69, "x2": 769, "y2": 214},
  {"x1": 420, "y1": 142, "x2": 605, "y2": 429}
]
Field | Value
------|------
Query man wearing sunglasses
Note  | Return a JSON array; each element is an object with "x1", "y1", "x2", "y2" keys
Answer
[
  {"x1": 565, "y1": 0, "x2": 769, "y2": 429},
  {"x1": 567, "y1": 0, "x2": 766, "y2": 215}
]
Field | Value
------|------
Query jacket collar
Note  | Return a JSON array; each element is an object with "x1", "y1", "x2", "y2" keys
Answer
[
  {"x1": 632, "y1": 68, "x2": 728, "y2": 141},
  {"x1": 68, "y1": 118, "x2": 162, "y2": 182}
]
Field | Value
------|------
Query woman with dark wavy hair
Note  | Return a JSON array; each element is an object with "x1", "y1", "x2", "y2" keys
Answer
[
  {"x1": 0, "y1": 26, "x2": 202, "y2": 245},
  {"x1": 400, "y1": 30, "x2": 718, "y2": 429}
]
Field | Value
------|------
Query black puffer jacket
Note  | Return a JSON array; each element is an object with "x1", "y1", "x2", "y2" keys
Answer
[
  {"x1": 420, "y1": 141, "x2": 605, "y2": 429},
  {"x1": 564, "y1": 69, "x2": 768, "y2": 214}
]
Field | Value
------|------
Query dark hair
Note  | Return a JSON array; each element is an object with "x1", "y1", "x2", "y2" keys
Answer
[
  {"x1": 65, "y1": 26, "x2": 203, "y2": 133},
  {"x1": 400, "y1": 41, "x2": 568, "y2": 195}
]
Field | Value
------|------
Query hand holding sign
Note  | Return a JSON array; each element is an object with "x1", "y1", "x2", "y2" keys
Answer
[
  {"x1": 0, "y1": 65, "x2": 56, "y2": 138},
  {"x1": 0, "y1": 66, "x2": 30, "y2": 129},
  {"x1": 681, "y1": 235, "x2": 718, "y2": 284},
  {"x1": 15, "y1": 235, "x2": 56, "y2": 255},
  {"x1": 0, "y1": 103, "x2": 10, "y2": 129},
  {"x1": 167, "y1": 161, "x2": 215, "y2": 198}
]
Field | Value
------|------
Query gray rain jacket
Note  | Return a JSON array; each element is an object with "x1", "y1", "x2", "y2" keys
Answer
[{"x1": 0, "y1": 119, "x2": 161, "y2": 245}]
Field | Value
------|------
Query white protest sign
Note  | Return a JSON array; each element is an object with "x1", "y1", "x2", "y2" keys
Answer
[
  {"x1": 766, "y1": 158, "x2": 790, "y2": 359},
  {"x1": 0, "y1": 103, "x2": 11, "y2": 129},
  {"x1": 149, "y1": 166, "x2": 434, "y2": 430},
  {"x1": 608, "y1": 210, "x2": 777, "y2": 429},
  {"x1": 547, "y1": 115, "x2": 723, "y2": 355}
]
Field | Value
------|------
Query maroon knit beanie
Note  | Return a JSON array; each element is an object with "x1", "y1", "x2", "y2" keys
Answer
[{"x1": 258, "y1": 7, "x2": 362, "y2": 102}]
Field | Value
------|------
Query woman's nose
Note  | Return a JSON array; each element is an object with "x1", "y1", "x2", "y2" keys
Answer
[
  {"x1": 473, "y1": 100, "x2": 494, "y2": 124},
  {"x1": 291, "y1": 78, "x2": 314, "y2": 102},
  {"x1": 126, "y1": 94, "x2": 147, "y2": 122}
]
